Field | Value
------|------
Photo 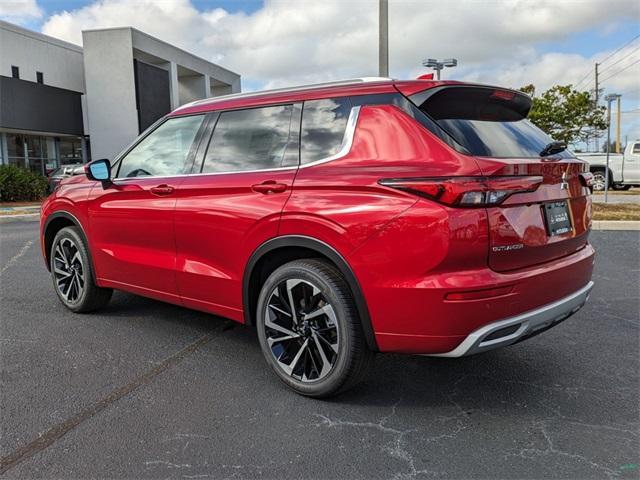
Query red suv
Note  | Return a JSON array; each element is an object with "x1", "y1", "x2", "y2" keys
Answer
[{"x1": 41, "y1": 78, "x2": 595, "y2": 397}]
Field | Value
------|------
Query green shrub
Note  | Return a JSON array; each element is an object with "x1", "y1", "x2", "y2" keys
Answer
[{"x1": 0, "y1": 165, "x2": 48, "y2": 202}]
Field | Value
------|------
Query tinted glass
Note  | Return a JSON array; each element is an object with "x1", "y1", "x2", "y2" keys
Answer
[
  {"x1": 117, "y1": 115, "x2": 204, "y2": 178},
  {"x1": 437, "y1": 118, "x2": 573, "y2": 158},
  {"x1": 202, "y1": 105, "x2": 294, "y2": 173},
  {"x1": 301, "y1": 98, "x2": 351, "y2": 164},
  {"x1": 633, "y1": 143, "x2": 640, "y2": 154}
]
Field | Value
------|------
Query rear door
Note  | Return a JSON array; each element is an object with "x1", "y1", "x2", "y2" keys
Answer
[
  {"x1": 174, "y1": 104, "x2": 301, "y2": 321},
  {"x1": 409, "y1": 85, "x2": 592, "y2": 272}
]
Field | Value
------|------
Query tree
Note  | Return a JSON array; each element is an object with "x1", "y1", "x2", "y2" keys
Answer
[{"x1": 519, "y1": 84, "x2": 607, "y2": 146}]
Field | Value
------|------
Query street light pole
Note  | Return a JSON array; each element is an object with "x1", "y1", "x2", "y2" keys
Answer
[
  {"x1": 379, "y1": 0, "x2": 388, "y2": 77},
  {"x1": 604, "y1": 93, "x2": 621, "y2": 203}
]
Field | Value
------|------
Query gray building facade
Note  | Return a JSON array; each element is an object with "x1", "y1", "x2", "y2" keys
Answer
[{"x1": 0, "y1": 21, "x2": 241, "y2": 173}]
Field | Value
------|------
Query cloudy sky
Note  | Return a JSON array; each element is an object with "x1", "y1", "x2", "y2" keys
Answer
[{"x1": 2, "y1": 0, "x2": 639, "y2": 143}]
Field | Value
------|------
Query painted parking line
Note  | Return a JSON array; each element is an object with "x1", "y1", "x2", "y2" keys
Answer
[{"x1": 0, "y1": 240, "x2": 34, "y2": 275}]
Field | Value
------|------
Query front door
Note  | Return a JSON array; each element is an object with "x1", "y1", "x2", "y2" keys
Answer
[
  {"x1": 174, "y1": 104, "x2": 301, "y2": 321},
  {"x1": 624, "y1": 142, "x2": 640, "y2": 183},
  {"x1": 88, "y1": 114, "x2": 207, "y2": 302}
]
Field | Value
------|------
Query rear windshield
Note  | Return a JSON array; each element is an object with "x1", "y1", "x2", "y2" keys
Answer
[
  {"x1": 437, "y1": 118, "x2": 573, "y2": 158},
  {"x1": 412, "y1": 86, "x2": 573, "y2": 158}
]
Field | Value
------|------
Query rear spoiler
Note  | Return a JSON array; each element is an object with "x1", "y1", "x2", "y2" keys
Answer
[{"x1": 406, "y1": 85, "x2": 532, "y2": 122}]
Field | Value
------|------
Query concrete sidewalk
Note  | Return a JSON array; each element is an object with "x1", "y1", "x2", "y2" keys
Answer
[{"x1": 0, "y1": 204, "x2": 41, "y2": 223}]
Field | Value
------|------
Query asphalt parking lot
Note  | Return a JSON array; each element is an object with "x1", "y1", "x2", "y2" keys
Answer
[{"x1": 1, "y1": 220, "x2": 638, "y2": 479}]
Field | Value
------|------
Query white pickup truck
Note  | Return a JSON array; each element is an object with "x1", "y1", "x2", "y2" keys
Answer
[{"x1": 576, "y1": 141, "x2": 640, "y2": 190}]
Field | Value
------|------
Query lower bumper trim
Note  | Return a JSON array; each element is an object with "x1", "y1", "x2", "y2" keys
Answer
[{"x1": 426, "y1": 281, "x2": 594, "y2": 358}]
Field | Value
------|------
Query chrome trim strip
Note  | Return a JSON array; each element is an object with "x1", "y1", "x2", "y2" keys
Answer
[
  {"x1": 111, "y1": 106, "x2": 361, "y2": 183},
  {"x1": 426, "y1": 281, "x2": 594, "y2": 358}
]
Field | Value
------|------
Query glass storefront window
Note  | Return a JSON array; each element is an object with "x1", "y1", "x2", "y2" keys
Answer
[
  {"x1": 59, "y1": 138, "x2": 83, "y2": 165},
  {"x1": 2, "y1": 133, "x2": 86, "y2": 174}
]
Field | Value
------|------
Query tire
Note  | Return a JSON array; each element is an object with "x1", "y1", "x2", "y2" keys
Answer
[
  {"x1": 256, "y1": 259, "x2": 372, "y2": 398},
  {"x1": 591, "y1": 169, "x2": 608, "y2": 191},
  {"x1": 50, "y1": 226, "x2": 112, "y2": 313},
  {"x1": 612, "y1": 184, "x2": 632, "y2": 191}
]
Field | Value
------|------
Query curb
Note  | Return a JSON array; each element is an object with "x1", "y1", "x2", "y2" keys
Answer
[
  {"x1": 0, "y1": 213, "x2": 40, "y2": 223},
  {"x1": 592, "y1": 221, "x2": 640, "y2": 231}
]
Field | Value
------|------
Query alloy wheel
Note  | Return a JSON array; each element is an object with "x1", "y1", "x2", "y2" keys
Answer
[
  {"x1": 53, "y1": 237, "x2": 85, "y2": 304},
  {"x1": 592, "y1": 172, "x2": 606, "y2": 191},
  {"x1": 264, "y1": 278, "x2": 340, "y2": 382}
]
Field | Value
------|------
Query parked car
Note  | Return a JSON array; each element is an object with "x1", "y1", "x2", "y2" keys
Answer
[
  {"x1": 576, "y1": 141, "x2": 640, "y2": 191},
  {"x1": 40, "y1": 78, "x2": 595, "y2": 397},
  {"x1": 47, "y1": 164, "x2": 85, "y2": 193}
]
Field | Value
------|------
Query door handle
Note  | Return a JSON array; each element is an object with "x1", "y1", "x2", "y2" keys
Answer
[
  {"x1": 150, "y1": 184, "x2": 174, "y2": 196},
  {"x1": 251, "y1": 181, "x2": 288, "y2": 194}
]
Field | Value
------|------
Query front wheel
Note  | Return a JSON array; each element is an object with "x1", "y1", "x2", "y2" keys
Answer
[
  {"x1": 256, "y1": 259, "x2": 372, "y2": 398},
  {"x1": 50, "y1": 226, "x2": 112, "y2": 312}
]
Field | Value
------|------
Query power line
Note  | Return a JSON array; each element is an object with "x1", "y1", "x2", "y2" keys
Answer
[
  {"x1": 600, "y1": 57, "x2": 640, "y2": 83},
  {"x1": 597, "y1": 34, "x2": 640, "y2": 66},
  {"x1": 573, "y1": 69, "x2": 593, "y2": 90},
  {"x1": 574, "y1": 35, "x2": 640, "y2": 90},
  {"x1": 599, "y1": 45, "x2": 640, "y2": 73}
]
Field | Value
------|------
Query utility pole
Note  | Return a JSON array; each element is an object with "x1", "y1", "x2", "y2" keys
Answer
[
  {"x1": 594, "y1": 62, "x2": 600, "y2": 152},
  {"x1": 616, "y1": 96, "x2": 621, "y2": 153},
  {"x1": 379, "y1": 0, "x2": 389, "y2": 77}
]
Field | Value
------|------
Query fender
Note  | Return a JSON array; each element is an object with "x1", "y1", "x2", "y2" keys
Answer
[
  {"x1": 42, "y1": 211, "x2": 97, "y2": 284},
  {"x1": 243, "y1": 235, "x2": 379, "y2": 351}
]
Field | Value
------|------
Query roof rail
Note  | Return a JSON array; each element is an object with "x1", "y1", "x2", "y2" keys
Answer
[{"x1": 184, "y1": 77, "x2": 395, "y2": 108}]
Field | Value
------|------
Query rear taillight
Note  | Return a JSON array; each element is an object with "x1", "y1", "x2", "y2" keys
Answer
[
  {"x1": 378, "y1": 176, "x2": 543, "y2": 207},
  {"x1": 579, "y1": 172, "x2": 594, "y2": 188}
]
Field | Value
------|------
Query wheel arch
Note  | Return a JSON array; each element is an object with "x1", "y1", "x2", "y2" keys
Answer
[
  {"x1": 43, "y1": 211, "x2": 96, "y2": 282},
  {"x1": 243, "y1": 235, "x2": 378, "y2": 351}
]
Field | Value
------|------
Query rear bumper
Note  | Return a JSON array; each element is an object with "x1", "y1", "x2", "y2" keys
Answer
[{"x1": 425, "y1": 281, "x2": 594, "y2": 357}]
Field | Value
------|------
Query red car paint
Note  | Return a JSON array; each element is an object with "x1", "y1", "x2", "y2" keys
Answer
[{"x1": 41, "y1": 79, "x2": 594, "y2": 355}]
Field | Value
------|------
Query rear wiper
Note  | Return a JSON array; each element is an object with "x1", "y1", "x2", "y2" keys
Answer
[{"x1": 540, "y1": 141, "x2": 566, "y2": 157}]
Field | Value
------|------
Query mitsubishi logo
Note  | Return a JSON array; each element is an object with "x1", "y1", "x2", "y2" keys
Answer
[{"x1": 560, "y1": 170, "x2": 569, "y2": 190}]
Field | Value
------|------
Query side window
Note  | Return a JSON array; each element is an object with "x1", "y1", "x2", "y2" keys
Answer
[
  {"x1": 117, "y1": 115, "x2": 204, "y2": 178},
  {"x1": 301, "y1": 98, "x2": 351, "y2": 164},
  {"x1": 633, "y1": 143, "x2": 640, "y2": 154},
  {"x1": 201, "y1": 105, "x2": 294, "y2": 173}
]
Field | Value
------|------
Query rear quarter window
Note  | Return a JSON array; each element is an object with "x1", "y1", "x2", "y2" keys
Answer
[{"x1": 301, "y1": 98, "x2": 352, "y2": 164}]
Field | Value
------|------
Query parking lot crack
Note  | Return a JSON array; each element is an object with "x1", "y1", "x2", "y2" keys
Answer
[{"x1": 312, "y1": 399, "x2": 462, "y2": 479}]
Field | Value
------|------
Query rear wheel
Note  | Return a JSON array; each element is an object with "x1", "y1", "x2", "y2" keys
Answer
[
  {"x1": 591, "y1": 169, "x2": 608, "y2": 191},
  {"x1": 51, "y1": 226, "x2": 112, "y2": 312},
  {"x1": 256, "y1": 259, "x2": 372, "y2": 397}
]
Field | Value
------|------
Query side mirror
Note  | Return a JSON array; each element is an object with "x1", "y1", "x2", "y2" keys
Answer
[{"x1": 85, "y1": 159, "x2": 112, "y2": 187}]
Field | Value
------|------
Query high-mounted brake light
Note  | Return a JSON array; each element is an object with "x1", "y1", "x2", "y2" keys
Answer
[
  {"x1": 491, "y1": 90, "x2": 516, "y2": 101},
  {"x1": 378, "y1": 176, "x2": 543, "y2": 207}
]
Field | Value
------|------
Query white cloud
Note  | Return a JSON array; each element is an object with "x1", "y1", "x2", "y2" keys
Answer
[
  {"x1": 40, "y1": 0, "x2": 639, "y2": 85},
  {"x1": 0, "y1": 0, "x2": 43, "y2": 24},
  {"x1": 39, "y1": 0, "x2": 640, "y2": 135}
]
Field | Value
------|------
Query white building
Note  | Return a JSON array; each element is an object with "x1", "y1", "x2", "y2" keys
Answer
[{"x1": 0, "y1": 20, "x2": 241, "y2": 173}]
